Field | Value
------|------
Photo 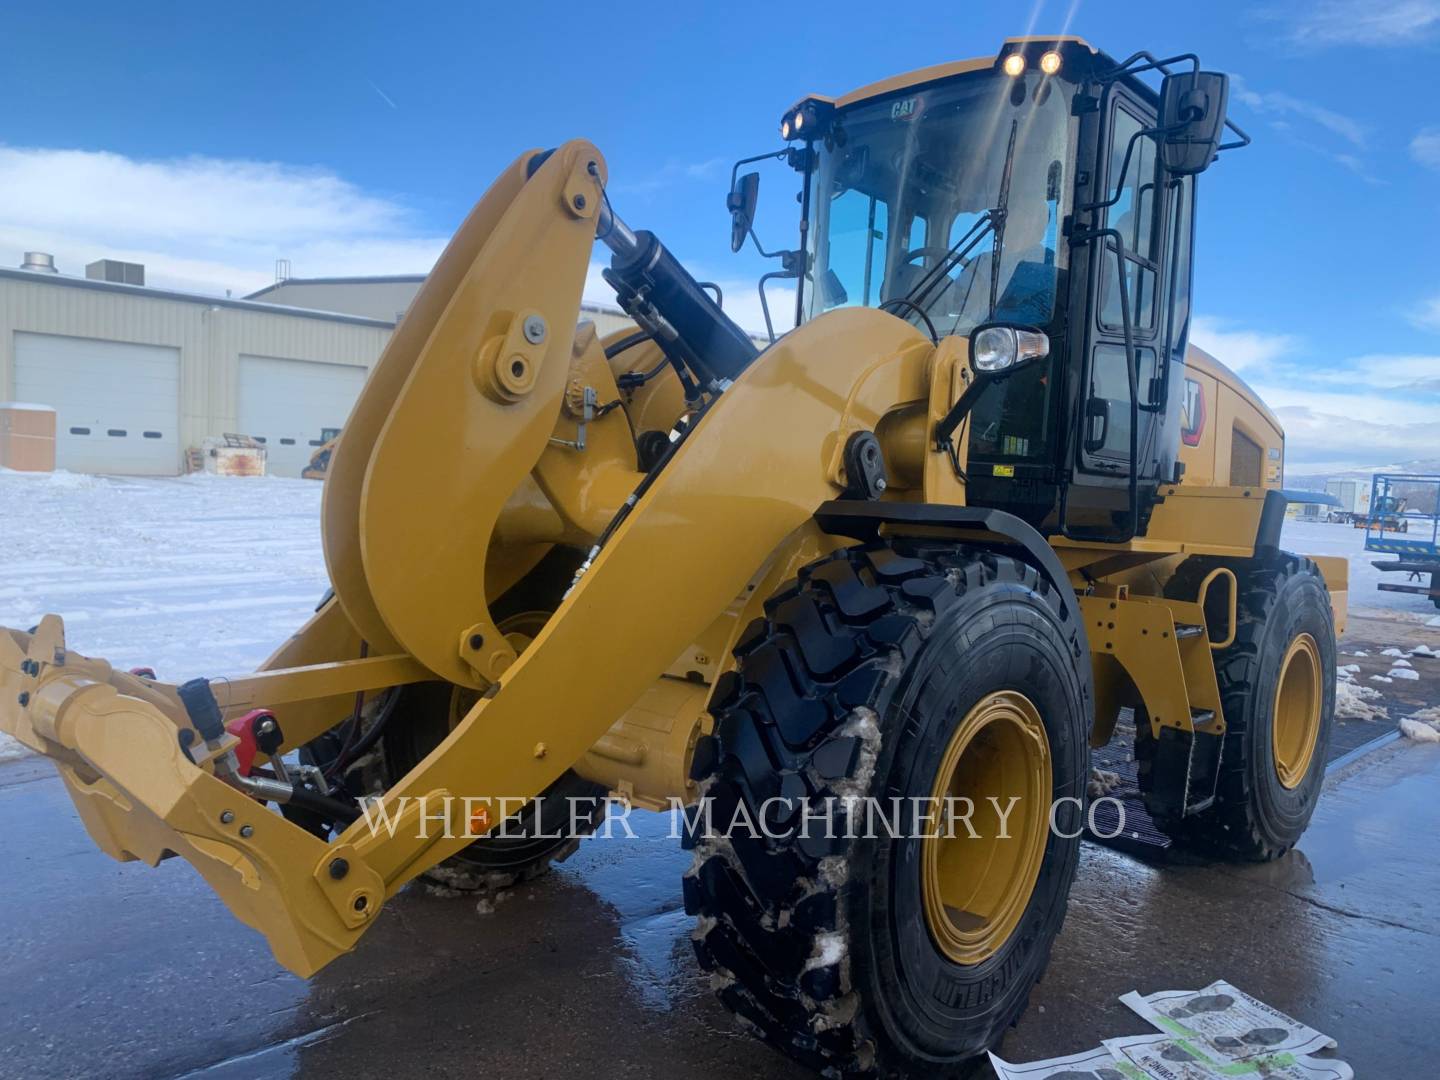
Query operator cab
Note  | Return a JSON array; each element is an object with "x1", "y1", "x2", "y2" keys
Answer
[{"x1": 732, "y1": 38, "x2": 1245, "y2": 539}]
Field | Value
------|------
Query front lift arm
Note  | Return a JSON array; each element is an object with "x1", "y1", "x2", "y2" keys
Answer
[{"x1": 0, "y1": 133, "x2": 933, "y2": 979}]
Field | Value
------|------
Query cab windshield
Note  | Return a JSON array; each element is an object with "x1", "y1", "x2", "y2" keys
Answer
[
  {"x1": 802, "y1": 69, "x2": 1076, "y2": 463},
  {"x1": 804, "y1": 70, "x2": 1075, "y2": 334}
]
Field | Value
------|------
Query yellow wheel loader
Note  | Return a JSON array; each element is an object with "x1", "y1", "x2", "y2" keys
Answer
[{"x1": 0, "y1": 35, "x2": 1347, "y2": 1077}]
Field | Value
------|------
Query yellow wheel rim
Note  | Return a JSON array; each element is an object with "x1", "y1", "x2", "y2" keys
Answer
[
  {"x1": 1272, "y1": 633, "x2": 1323, "y2": 789},
  {"x1": 922, "y1": 690, "x2": 1051, "y2": 966}
]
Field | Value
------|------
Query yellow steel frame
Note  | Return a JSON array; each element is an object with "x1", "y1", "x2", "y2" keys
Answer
[{"x1": 0, "y1": 129, "x2": 1351, "y2": 985}]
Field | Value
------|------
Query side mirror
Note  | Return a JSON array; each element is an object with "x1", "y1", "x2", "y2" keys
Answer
[
  {"x1": 728, "y1": 172, "x2": 760, "y2": 253},
  {"x1": 1158, "y1": 71, "x2": 1230, "y2": 175}
]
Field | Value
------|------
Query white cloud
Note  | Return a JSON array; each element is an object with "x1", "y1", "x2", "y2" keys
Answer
[
  {"x1": 0, "y1": 144, "x2": 447, "y2": 295},
  {"x1": 1189, "y1": 315, "x2": 1297, "y2": 372},
  {"x1": 609, "y1": 157, "x2": 730, "y2": 199},
  {"x1": 1410, "y1": 294, "x2": 1440, "y2": 333},
  {"x1": 1192, "y1": 312, "x2": 1440, "y2": 466},
  {"x1": 1230, "y1": 83, "x2": 1368, "y2": 148},
  {"x1": 1411, "y1": 128, "x2": 1440, "y2": 171},
  {"x1": 1318, "y1": 353, "x2": 1440, "y2": 389},
  {"x1": 1280, "y1": 0, "x2": 1440, "y2": 47},
  {"x1": 1229, "y1": 78, "x2": 1378, "y2": 179}
]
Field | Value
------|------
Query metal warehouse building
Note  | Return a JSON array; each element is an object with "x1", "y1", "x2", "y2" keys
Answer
[{"x1": 0, "y1": 257, "x2": 634, "y2": 477}]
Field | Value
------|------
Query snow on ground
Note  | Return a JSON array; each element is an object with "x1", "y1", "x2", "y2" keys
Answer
[
  {"x1": 1281, "y1": 519, "x2": 1438, "y2": 618},
  {"x1": 0, "y1": 474, "x2": 1434, "y2": 763},
  {"x1": 1, "y1": 470, "x2": 331, "y2": 759}
]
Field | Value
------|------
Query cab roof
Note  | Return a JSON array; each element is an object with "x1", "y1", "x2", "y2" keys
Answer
[{"x1": 811, "y1": 36, "x2": 1101, "y2": 111}]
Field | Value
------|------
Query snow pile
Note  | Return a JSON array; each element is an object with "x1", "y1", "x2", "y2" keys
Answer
[
  {"x1": 1429, "y1": 616, "x2": 1440, "y2": 628},
  {"x1": 1390, "y1": 667, "x2": 1421, "y2": 681},
  {"x1": 1400, "y1": 720, "x2": 1440, "y2": 743},
  {"x1": 1369, "y1": 674, "x2": 1394, "y2": 684},
  {"x1": 1400, "y1": 707, "x2": 1440, "y2": 743},
  {"x1": 0, "y1": 732, "x2": 31, "y2": 763},
  {"x1": 1412, "y1": 644, "x2": 1438, "y2": 658},
  {"x1": 1381, "y1": 647, "x2": 1407, "y2": 657},
  {"x1": 1335, "y1": 675, "x2": 1388, "y2": 722}
]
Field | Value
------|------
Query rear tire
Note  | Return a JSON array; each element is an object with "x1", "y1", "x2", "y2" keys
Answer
[
  {"x1": 1142, "y1": 554, "x2": 1336, "y2": 862},
  {"x1": 383, "y1": 680, "x2": 607, "y2": 890},
  {"x1": 381, "y1": 545, "x2": 607, "y2": 890},
  {"x1": 684, "y1": 541, "x2": 1088, "y2": 1077}
]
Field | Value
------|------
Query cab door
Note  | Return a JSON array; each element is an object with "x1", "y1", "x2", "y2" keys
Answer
[
  {"x1": 1082, "y1": 95, "x2": 1165, "y2": 475},
  {"x1": 1066, "y1": 84, "x2": 1196, "y2": 530}
]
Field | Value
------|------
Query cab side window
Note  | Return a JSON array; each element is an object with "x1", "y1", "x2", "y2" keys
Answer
[
  {"x1": 1098, "y1": 105, "x2": 1160, "y2": 334},
  {"x1": 823, "y1": 188, "x2": 889, "y2": 310}
]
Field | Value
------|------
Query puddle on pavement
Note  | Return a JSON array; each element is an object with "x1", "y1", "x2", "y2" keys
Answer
[{"x1": 556, "y1": 805, "x2": 698, "y2": 1011}]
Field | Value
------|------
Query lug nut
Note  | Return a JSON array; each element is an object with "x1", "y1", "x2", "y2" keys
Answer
[
  {"x1": 239, "y1": 824, "x2": 254, "y2": 839},
  {"x1": 220, "y1": 810, "x2": 235, "y2": 825}
]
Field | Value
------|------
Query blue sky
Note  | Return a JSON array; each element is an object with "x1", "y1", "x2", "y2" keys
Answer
[{"x1": 2, "y1": 0, "x2": 1438, "y2": 471}]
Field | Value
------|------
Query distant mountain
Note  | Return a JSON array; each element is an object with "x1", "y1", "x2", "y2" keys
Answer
[{"x1": 1288, "y1": 458, "x2": 1440, "y2": 490}]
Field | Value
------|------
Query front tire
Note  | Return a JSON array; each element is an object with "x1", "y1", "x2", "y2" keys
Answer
[
  {"x1": 1144, "y1": 554, "x2": 1337, "y2": 861},
  {"x1": 684, "y1": 542, "x2": 1088, "y2": 1077}
]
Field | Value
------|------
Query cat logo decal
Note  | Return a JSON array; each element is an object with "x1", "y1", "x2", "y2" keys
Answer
[{"x1": 1181, "y1": 377, "x2": 1206, "y2": 447}]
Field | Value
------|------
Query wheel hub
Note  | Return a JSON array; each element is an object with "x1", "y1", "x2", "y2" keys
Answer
[
  {"x1": 1272, "y1": 632, "x2": 1322, "y2": 789},
  {"x1": 922, "y1": 690, "x2": 1051, "y2": 966}
]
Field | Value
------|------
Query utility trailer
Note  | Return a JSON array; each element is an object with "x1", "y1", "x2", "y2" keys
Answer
[
  {"x1": 1323, "y1": 478, "x2": 1368, "y2": 524},
  {"x1": 1367, "y1": 473, "x2": 1440, "y2": 609}
]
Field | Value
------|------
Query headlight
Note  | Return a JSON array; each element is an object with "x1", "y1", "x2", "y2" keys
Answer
[
  {"x1": 1039, "y1": 50, "x2": 1062, "y2": 75},
  {"x1": 1002, "y1": 53, "x2": 1026, "y2": 77},
  {"x1": 778, "y1": 99, "x2": 835, "y2": 142},
  {"x1": 972, "y1": 325, "x2": 1050, "y2": 373}
]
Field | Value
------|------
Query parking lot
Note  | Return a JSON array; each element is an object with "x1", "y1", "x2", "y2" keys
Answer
[{"x1": 2, "y1": 472, "x2": 1438, "y2": 1078}]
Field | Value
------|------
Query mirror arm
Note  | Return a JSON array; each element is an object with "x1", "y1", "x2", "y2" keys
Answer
[
  {"x1": 1216, "y1": 116, "x2": 1251, "y2": 153},
  {"x1": 729, "y1": 148, "x2": 788, "y2": 192}
]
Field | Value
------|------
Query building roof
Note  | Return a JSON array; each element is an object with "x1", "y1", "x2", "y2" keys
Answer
[
  {"x1": 243, "y1": 274, "x2": 428, "y2": 301},
  {"x1": 0, "y1": 266, "x2": 397, "y2": 328},
  {"x1": 242, "y1": 272, "x2": 631, "y2": 320}
]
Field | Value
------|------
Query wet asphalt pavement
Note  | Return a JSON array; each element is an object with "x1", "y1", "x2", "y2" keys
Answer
[{"x1": 2, "y1": 622, "x2": 1437, "y2": 1079}]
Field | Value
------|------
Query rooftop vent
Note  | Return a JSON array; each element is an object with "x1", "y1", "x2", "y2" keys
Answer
[
  {"x1": 20, "y1": 252, "x2": 58, "y2": 274},
  {"x1": 86, "y1": 259, "x2": 145, "y2": 286}
]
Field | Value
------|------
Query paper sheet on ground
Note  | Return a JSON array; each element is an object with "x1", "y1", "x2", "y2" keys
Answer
[
  {"x1": 988, "y1": 1043, "x2": 1142, "y2": 1079},
  {"x1": 1119, "y1": 981, "x2": 1337, "y2": 1062},
  {"x1": 1103, "y1": 1032, "x2": 1353, "y2": 1079}
]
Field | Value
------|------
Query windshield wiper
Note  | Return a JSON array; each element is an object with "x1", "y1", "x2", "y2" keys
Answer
[
  {"x1": 987, "y1": 119, "x2": 1020, "y2": 318},
  {"x1": 884, "y1": 117, "x2": 1022, "y2": 330}
]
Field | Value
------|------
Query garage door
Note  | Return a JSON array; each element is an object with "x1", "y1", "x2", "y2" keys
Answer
[
  {"x1": 13, "y1": 332, "x2": 181, "y2": 475},
  {"x1": 237, "y1": 355, "x2": 367, "y2": 477}
]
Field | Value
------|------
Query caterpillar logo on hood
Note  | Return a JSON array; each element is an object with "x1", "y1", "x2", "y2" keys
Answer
[{"x1": 1181, "y1": 377, "x2": 1206, "y2": 447}]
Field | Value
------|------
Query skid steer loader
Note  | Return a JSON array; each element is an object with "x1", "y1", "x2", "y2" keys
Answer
[{"x1": 1, "y1": 35, "x2": 1346, "y2": 1077}]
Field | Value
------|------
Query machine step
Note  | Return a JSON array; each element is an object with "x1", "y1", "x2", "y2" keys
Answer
[
  {"x1": 1190, "y1": 707, "x2": 1216, "y2": 726},
  {"x1": 1174, "y1": 622, "x2": 1206, "y2": 639}
]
